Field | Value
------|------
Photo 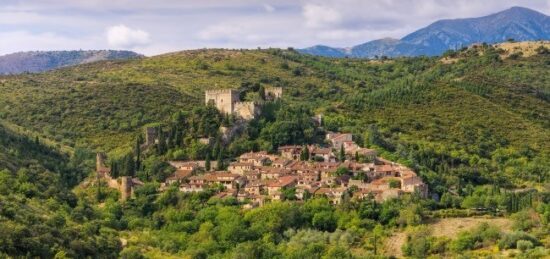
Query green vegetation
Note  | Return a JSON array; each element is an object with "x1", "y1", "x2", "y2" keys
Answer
[
  {"x1": 0, "y1": 124, "x2": 120, "y2": 257},
  {"x1": 0, "y1": 45, "x2": 549, "y2": 257}
]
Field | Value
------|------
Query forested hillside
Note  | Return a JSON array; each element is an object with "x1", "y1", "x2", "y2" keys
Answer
[
  {"x1": 0, "y1": 124, "x2": 121, "y2": 257},
  {"x1": 0, "y1": 44, "x2": 548, "y2": 185},
  {"x1": 0, "y1": 43, "x2": 549, "y2": 258}
]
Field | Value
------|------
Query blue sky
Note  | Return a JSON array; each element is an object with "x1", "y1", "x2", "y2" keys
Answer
[{"x1": 1, "y1": 0, "x2": 549, "y2": 56}]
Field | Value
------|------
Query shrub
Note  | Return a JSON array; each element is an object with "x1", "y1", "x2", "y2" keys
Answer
[{"x1": 517, "y1": 240, "x2": 533, "y2": 252}]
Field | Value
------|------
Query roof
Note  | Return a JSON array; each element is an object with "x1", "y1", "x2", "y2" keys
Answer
[
  {"x1": 166, "y1": 169, "x2": 194, "y2": 181},
  {"x1": 229, "y1": 162, "x2": 255, "y2": 167},
  {"x1": 277, "y1": 145, "x2": 302, "y2": 150},
  {"x1": 311, "y1": 148, "x2": 331, "y2": 154}
]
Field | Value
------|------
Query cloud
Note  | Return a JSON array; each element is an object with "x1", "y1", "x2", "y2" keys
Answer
[
  {"x1": 263, "y1": 4, "x2": 275, "y2": 12},
  {"x1": 302, "y1": 4, "x2": 341, "y2": 28},
  {"x1": 0, "y1": 30, "x2": 102, "y2": 55},
  {"x1": 106, "y1": 24, "x2": 151, "y2": 49},
  {"x1": 1, "y1": 0, "x2": 550, "y2": 55}
]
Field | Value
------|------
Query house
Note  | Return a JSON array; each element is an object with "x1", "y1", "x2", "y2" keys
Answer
[
  {"x1": 308, "y1": 146, "x2": 333, "y2": 162},
  {"x1": 239, "y1": 151, "x2": 270, "y2": 166},
  {"x1": 266, "y1": 175, "x2": 297, "y2": 195},
  {"x1": 166, "y1": 169, "x2": 194, "y2": 185},
  {"x1": 228, "y1": 162, "x2": 255, "y2": 175},
  {"x1": 168, "y1": 161, "x2": 200, "y2": 171},
  {"x1": 326, "y1": 132, "x2": 353, "y2": 149},
  {"x1": 278, "y1": 145, "x2": 302, "y2": 160},
  {"x1": 314, "y1": 187, "x2": 347, "y2": 204},
  {"x1": 272, "y1": 158, "x2": 292, "y2": 168}
]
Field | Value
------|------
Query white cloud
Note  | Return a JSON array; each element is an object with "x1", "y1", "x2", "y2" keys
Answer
[
  {"x1": 1, "y1": 0, "x2": 550, "y2": 55},
  {"x1": 106, "y1": 24, "x2": 151, "y2": 49},
  {"x1": 302, "y1": 4, "x2": 342, "y2": 28},
  {"x1": 0, "y1": 30, "x2": 102, "y2": 55},
  {"x1": 263, "y1": 3, "x2": 275, "y2": 12}
]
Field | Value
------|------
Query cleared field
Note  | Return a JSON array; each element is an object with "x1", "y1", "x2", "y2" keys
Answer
[
  {"x1": 384, "y1": 217, "x2": 512, "y2": 258},
  {"x1": 427, "y1": 217, "x2": 512, "y2": 238}
]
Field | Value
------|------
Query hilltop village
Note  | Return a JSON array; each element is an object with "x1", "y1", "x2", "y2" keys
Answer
[{"x1": 96, "y1": 87, "x2": 427, "y2": 206}]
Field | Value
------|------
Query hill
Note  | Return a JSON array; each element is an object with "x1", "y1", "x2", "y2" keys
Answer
[
  {"x1": 299, "y1": 6, "x2": 550, "y2": 58},
  {"x1": 0, "y1": 50, "x2": 143, "y2": 74},
  {"x1": 0, "y1": 44, "x2": 548, "y2": 187},
  {"x1": 0, "y1": 46, "x2": 549, "y2": 258}
]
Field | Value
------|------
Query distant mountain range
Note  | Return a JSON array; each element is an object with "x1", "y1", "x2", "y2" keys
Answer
[
  {"x1": 0, "y1": 50, "x2": 143, "y2": 74},
  {"x1": 299, "y1": 6, "x2": 550, "y2": 58}
]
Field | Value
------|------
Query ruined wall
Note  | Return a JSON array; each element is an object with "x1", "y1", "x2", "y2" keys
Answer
[
  {"x1": 119, "y1": 176, "x2": 133, "y2": 201},
  {"x1": 144, "y1": 127, "x2": 158, "y2": 146},
  {"x1": 265, "y1": 87, "x2": 283, "y2": 100},
  {"x1": 233, "y1": 101, "x2": 259, "y2": 120},
  {"x1": 205, "y1": 89, "x2": 239, "y2": 115},
  {"x1": 96, "y1": 152, "x2": 106, "y2": 171}
]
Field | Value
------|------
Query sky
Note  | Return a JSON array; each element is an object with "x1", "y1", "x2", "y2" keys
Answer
[{"x1": 1, "y1": 0, "x2": 549, "y2": 56}]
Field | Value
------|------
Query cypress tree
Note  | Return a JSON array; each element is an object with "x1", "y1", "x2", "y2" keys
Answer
[
  {"x1": 300, "y1": 146, "x2": 309, "y2": 161},
  {"x1": 205, "y1": 153, "x2": 211, "y2": 171},
  {"x1": 157, "y1": 126, "x2": 166, "y2": 155},
  {"x1": 216, "y1": 148, "x2": 224, "y2": 170},
  {"x1": 259, "y1": 85, "x2": 266, "y2": 100},
  {"x1": 135, "y1": 137, "x2": 141, "y2": 171},
  {"x1": 339, "y1": 144, "x2": 346, "y2": 162},
  {"x1": 125, "y1": 153, "x2": 135, "y2": 177}
]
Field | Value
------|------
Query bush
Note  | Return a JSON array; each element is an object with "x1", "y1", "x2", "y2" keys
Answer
[
  {"x1": 498, "y1": 231, "x2": 540, "y2": 249},
  {"x1": 517, "y1": 240, "x2": 533, "y2": 252}
]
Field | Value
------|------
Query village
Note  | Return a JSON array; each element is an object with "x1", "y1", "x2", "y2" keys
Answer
[{"x1": 95, "y1": 87, "x2": 428, "y2": 207}]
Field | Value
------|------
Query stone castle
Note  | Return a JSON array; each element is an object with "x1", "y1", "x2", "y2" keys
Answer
[
  {"x1": 205, "y1": 87, "x2": 282, "y2": 120},
  {"x1": 96, "y1": 153, "x2": 143, "y2": 201}
]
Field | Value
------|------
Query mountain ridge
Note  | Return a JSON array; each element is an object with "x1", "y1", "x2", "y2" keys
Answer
[
  {"x1": 299, "y1": 6, "x2": 550, "y2": 58},
  {"x1": 0, "y1": 50, "x2": 143, "y2": 74}
]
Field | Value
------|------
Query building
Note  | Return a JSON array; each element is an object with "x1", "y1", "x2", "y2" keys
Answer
[
  {"x1": 205, "y1": 89, "x2": 259, "y2": 120},
  {"x1": 265, "y1": 87, "x2": 283, "y2": 100},
  {"x1": 144, "y1": 127, "x2": 158, "y2": 146},
  {"x1": 326, "y1": 132, "x2": 353, "y2": 150},
  {"x1": 95, "y1": 153, "x2": 143, "y2": 201}
]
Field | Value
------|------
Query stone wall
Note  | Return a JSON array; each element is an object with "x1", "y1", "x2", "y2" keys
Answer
[
  {"x1": 265, "y1": 87, "x2": 283, "y2": 100},
  {"x1": 233, "y1": 101, "x2": 259, "y2": 120},
  {"x1": 205, "y1": 89, "x2": 239, "y2": 114}
]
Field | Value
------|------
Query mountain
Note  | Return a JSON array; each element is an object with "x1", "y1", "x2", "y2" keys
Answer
[
  {"x1": 0, "y1": 50, "x2": 143, "y2": 74},
  {"x1": 299, "y1": 6, "x2": 550, "y2": 58}
]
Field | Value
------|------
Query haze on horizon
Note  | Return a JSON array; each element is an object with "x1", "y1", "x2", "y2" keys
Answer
[{"x1": 1, "y1": 0, "x2": 549, "y2": 56}]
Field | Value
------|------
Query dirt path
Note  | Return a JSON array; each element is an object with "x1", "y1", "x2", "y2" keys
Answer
[{"x1": 384, "y1": 232, "x2": 407, "y2": 258}]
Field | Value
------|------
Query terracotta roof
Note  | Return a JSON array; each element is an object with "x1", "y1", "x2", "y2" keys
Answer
[
  {"x1": 278, "y1": 145, "x2": 302, "y2": 150},
  {"x1": 166, "y1": 169, "x2": 193, "y2": 181},
  {"x1": 229, "y1": 162, "x2": 255, "y2": 167}
]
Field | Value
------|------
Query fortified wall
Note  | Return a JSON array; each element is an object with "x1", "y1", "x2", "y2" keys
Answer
[{"x1": 205, "y1": 88, "x2": 272, "y2": 120}]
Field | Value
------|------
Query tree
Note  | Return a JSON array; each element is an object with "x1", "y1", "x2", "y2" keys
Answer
[
  {"x1": 312, "y1": 211, "x2": 336, "y2": 231},
  {"x1": 300, "y1": 145, "x2": 309, "y2": 161},
  {"x1": 216, "y1": 147, "x2": 225, "y2": 170},
  {"x1": 258, "y1": 85, "x2": 266, "y2": 101},
  {"x1": 135, "y1": 136, "x2": 142, "y2": 171},
  {"x1": 339, "y1": 144, "x2": 345, "y2": 162},
  {"x1": 157, "y1": 126, "x2": 166, "y2": 155},
  {"x1": 371, "y1": 224, "x2": 384, "y2": 255},
  {"x1": 205, "y1": 153, "x2": 211, "y2": 171}
]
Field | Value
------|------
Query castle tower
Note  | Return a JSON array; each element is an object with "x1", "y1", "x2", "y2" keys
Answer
[
  {"x1": 205, "y1": 89, "x2": 240, "y2": 115},
  {"x1": 119, "y1": 176, "x2": 133, "y2": 201},
  {"x1": 144, "y1": 127, "x2": 158, "y2": 146},
  {"x1": 96, "y1": 152, "x2": 106, "y2": 172},
  {"x1": 265, "y1": 87, "x2": 283, "y2": 100}
]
